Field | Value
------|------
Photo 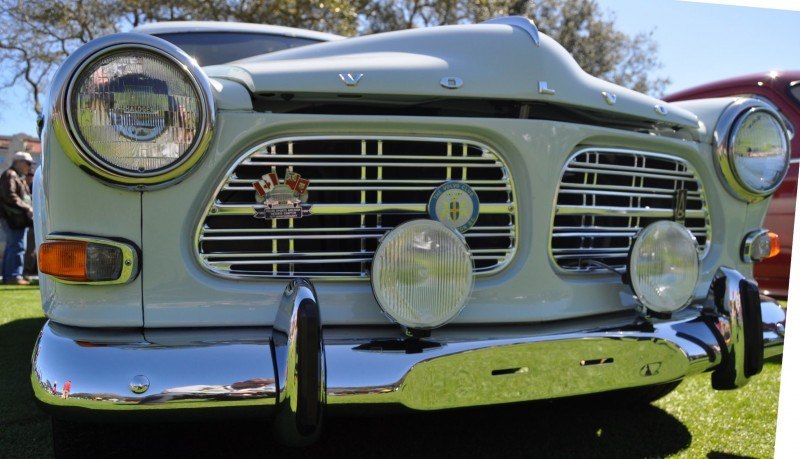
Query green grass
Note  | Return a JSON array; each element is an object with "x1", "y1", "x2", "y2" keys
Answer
[
  {"x1": 655, "y1": 359, "x2": 781, "y2": 458},
  {"x1": 0, "y1": 286, "x2": 51, "y2": 458},
  {"x1": 0, "y1": 287, "x2": 784, "y2": 458}
]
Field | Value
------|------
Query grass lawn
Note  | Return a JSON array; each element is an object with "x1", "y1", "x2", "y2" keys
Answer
[{"x1": 0, "y1": 286, "x2": 783, "y2": 458}]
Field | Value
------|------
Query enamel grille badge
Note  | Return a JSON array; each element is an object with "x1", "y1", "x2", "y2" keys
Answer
[
  {"x1": 427, "y1": 182, "x2": 480, "y2": 233},
  {"x1": 252, "y1": 170, "x2": 310, "y2": 220}
]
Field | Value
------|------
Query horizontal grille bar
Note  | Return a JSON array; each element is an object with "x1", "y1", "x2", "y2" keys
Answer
[
  {"x1": 240, "y1": 160, "x2": 501, "y2": 168},
  {"x1": 551, "y1": 147, "x2": 710, "y2": 273},
  {"x1": 197, "y1": 136, "x2": 517, "y2": 279},
  {"x1": 200, "y1": 231, "x2": 514, "y2": 241},
  {"x1": 556, "y1": 205, "x2": 707, "y2": 219},
  {"x1": 211, "y1": 202, "x2": 514, "y2": 216}
]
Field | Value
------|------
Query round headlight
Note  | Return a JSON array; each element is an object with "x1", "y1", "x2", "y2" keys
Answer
[
  {"x1": 730, "y1": 110, "x2": 789, "y2": 194},
  {"x1": 69, "y1": 49, "x2": 202, "y2": 174},
  {"x1": 716, "y1": 100, "x2": 791, "y2": 201},
  {"x1": 52, "y1": 34, "x2": 215, "y2": 187},
  {"x1": 629, "y1": 221, "x2": 700, "y2": 314},
  {"x1": 371, "y1": 220, "x2": 474, "y2": 330}
]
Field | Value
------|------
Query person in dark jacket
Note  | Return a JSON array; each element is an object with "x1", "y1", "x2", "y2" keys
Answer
[
  {"x1": 23, "y1": 169, "x2": 37, "y2": 277},
  {"x1": 1, "y1": 151, "x2": 35, "y2": 285}
]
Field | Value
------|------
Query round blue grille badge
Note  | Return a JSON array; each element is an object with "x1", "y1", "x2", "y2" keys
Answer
[{"x1": 427, "y1": 181, "x2": 480, "y2": 233}]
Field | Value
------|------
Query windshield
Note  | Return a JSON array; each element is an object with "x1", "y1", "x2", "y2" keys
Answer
[{"x1": 154, "y1": 32, "x2": 320, "y2": 66}]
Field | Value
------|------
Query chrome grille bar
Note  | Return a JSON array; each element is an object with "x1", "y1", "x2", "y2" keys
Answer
[
  {"x1": 211, "y1": 202, "x2": 513, "y2": 216},
  {"x1": 197, "y1": 136, "x2": 517, "y2": 279},
  {"x1": 551, "y1": 147, "x2": 710, "y2": 273}
]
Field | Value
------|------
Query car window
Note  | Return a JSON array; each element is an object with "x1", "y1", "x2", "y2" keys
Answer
[
  {"x1": 790, "y1": 82, "x2": 800, "y2": 105},
  {"x1": 154, "y1": 32, "x2": 320, "y2": 66}
]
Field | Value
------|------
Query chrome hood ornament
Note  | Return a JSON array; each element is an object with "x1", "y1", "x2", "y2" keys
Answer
[{"x1": 339, "y1": 73, "x2": 363, "y2": 86}]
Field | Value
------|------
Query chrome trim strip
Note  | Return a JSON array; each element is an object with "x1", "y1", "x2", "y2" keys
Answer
[
  {"x1": 195, "y1": 135, "x2": 518, "y2": 281},
  {"x1": 481, "y1": 16, "x2": 541, "y2": 47},
  {"x1": 549, "y1": 147, "x2": 711, "y2": 273},
  {"x1": 43, "y1": 233, "x2": 139, "y2": 285},
  {"x1": 49, "y1": 33, "x2": 215, "y2": 189},
  {"x1": 211, "y1": 202, "x2": 514, "y2": 216},
  {"x1": 555, "y1": 205, "x2": 706, "y2": 219},
  {"x1": 713, "y1": 98, "x2": 791, "y2": 202}
]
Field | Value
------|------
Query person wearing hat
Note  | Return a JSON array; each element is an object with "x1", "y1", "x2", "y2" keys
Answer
[{"x1": 1, "y1": 151, "x2": 35, "y2": 285}]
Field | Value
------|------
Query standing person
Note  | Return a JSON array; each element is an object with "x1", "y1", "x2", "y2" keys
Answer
[
  {"x1": 23, "y1": 169, "x2": 37, "y2": 278},
  {"x1": 62, "y1": 380, "x2": 72, "y2": 399},
  {"x1": 0, "y1": 152, "x2": 35, "y2": 285}
]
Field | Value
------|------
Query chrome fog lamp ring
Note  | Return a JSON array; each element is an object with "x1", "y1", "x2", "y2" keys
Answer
[
  {"x1": 714, "y1": 99, "x2": 791, "y2": 202},
  {"x1": 371, "y1": 219, "x2": 474, "y2": 331},
  {"x1": 51, "y1": 33, "x2": 215, "y2": 188},
  {"x1": 628, "y1": 221, "x2": 700, "y2": 315}
]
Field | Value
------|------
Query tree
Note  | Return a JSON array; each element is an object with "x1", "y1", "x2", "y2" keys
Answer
[
  {"x1": 0, "y1": 0, "x2": 364, "y2": 116},
  {"x1": 0, "y1": 0, "x2": 669, "y2": 121}
]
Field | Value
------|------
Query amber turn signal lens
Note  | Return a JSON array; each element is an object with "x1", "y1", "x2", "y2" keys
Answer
[
  {"x1": 39, "y1": 241, "x2": 89, "y2": 281},
  {"x1": 767, "y1": 232, "x2": 780, "y2": 259}
]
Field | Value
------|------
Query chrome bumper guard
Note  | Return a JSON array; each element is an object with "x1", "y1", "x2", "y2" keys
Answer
[{"x1": 32, "y1": 268, "x2": 785, "y2": 439}]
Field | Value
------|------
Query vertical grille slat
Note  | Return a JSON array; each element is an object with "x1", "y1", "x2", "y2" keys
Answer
[
  {"x1": 551, "y1": 148, "x2": 710, "y2": 273},
  {"x1": 197, "y1": 137, "x2": 517, "y2": 279}
]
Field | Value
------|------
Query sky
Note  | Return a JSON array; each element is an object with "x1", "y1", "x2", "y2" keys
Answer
[{"x1": 1, "y1": 0, "x2": 798, "y2": 137}]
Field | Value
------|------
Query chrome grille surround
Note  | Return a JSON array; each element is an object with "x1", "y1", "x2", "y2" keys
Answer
[
  {"x1": 196, "y1": 136, "x2": 517, "y2": 280},
  {"x1": 551, "y1": 147, "x2": 710, "y2": 273}
]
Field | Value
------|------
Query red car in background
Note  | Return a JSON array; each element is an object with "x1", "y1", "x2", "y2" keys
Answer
[{"x1": 666, "y1": 71, "x2": 799, "y2": 298}]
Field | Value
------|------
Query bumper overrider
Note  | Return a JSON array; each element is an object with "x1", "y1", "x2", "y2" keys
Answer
[{"x1": 31, "y1": 267, "x2": 784, "y2": 443}]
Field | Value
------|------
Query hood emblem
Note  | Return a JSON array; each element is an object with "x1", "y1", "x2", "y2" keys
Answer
[
  {"x1": 253, "y1": 170, "x2": 310, "y2": 220},
  {"x1": 339, "y1": 73, "x2": 363, "y2": 86},
  {"x1": 602, "y1": 91, "x2": 617, "y2": 106},
  {"x1": 654, "y1": 104, "x2": 669, "y2": 116},
  {"x1": 538, "y1": 81, "x2": 556, "y2": 96},
  {"x1": 440, "y1": 77, "x2": 463, "y2": 89}
]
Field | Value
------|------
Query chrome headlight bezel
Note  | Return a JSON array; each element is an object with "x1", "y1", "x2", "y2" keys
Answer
[
  {"x1": 50, "y1": 33, "x2": 215, "y2": 188},
  {"x1": 714, "y1": 99, "x2": 791, "y2": 202}
]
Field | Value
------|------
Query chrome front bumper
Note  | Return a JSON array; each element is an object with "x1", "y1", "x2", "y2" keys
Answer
[{"x1": 31, "y1": 268, "x2": 785, "y2": 442}]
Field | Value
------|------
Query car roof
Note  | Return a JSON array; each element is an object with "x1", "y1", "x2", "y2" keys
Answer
[
  {"x1": 665, "y1": 70, "x2": 800, "y2": 101},
  {"x1": 132, "y1": 21, "x2": 344, "y2": 43}
]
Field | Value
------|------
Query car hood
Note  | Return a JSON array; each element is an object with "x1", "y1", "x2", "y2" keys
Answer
[{"x1": 205, "y1": 21, "x2": 699, "y2": 130}]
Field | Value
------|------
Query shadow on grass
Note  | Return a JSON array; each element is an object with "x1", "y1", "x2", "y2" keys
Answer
[
  {"x1": 0, "y1": 317, "x2": 51, "y2": 458},
  {"x1": 51, "y1": 395, "x2": 692, "y2": 458}
]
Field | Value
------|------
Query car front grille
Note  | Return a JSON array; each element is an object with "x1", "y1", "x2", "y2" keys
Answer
[
  {"x1": 551, "y1": 147, "x2": 710, "y2": 272},
  {"x1": 197, "y1": 136, "x2": 517, "y2": 279}
]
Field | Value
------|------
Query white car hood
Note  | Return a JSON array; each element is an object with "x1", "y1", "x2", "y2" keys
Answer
[{"x1": 205, "y1": 22, "x2": 699, "y2": 130}]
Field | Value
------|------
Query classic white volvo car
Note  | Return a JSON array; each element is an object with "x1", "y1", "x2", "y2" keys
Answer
[{"x1": 31, "y1": 16, "x2": 788, "y2": 446}]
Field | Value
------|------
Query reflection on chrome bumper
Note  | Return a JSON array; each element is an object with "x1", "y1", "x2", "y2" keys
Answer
[{"x1": 32, "y1": 268, "x2": 785, "y2": 421}]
